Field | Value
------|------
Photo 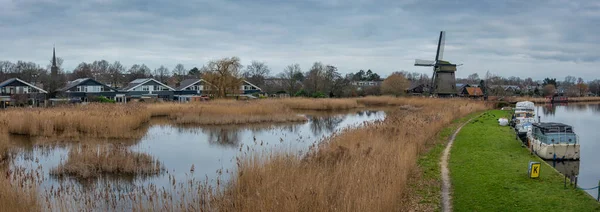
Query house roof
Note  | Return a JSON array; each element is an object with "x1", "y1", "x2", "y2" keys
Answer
[
  {"x1": 59, "y1": 78, "x2": 116, "y2": 92},
  {"x1": 243, "y1": 80, "x2": 262, "y2": 90},
  {"x1": 176, "y1": 79, "x2": 210, "y2": 91},
  {"x1": 408, "y1": 82, "x2": 426, "y2": 90},
  {"x1": 121, "y1": 78, "x2": 174, "y2": 91},
  {"x1": 466, "y1": 87, "x2": 483, "y2": 96},
  {"x1": 0, "y1": 78, "x2": 48, "y2": 93}
]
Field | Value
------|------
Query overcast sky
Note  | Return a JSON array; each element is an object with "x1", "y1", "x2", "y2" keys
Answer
[{"x1": 1, "y1": 0, "x2": 598, "y2": 80}]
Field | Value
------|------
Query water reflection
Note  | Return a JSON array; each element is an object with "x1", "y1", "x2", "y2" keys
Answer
[
  {"x1": 537, "y1": 103, "x2": 600, "y2": 199},
  {"x1": 547, "y1": 160, "x2": 580, "y2": 179},
  {"x1": 6, "y1": 109, "x2": 386, "y2": 210}
]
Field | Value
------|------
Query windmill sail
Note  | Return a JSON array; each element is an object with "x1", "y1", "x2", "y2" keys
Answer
[
  {"x1": 415, "y1": 59, "x2": 435, "y2": 66},
  {"x1": 435, "y1": 31, "x2": 445, "y2": 61}
]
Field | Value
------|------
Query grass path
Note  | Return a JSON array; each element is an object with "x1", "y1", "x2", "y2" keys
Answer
[
  {"x1": 440, "y1": 113, "x2": 482, "y2": 212},
  {"x1": 450, "y1": 110, "x2": 600, "y2": 211}
]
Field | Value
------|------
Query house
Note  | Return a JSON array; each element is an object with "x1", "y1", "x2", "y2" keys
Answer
[
  {"x1": 501, "y1": 85, "x2": 521, "y2": 93},
  {"x1": 0, "y1": 78, "x2": 47, "y2": 107},
  {"x1": 120, "y1": 78, "x2": 175, "y2": 101},
  {"x1": 462, "y1": 87, "x2": 484, "y2": 98},
  {"x1": 58, "y1": 78, "x2": 122, "y2": 102},
  {"x1": 352, "y1": 80, "x2": 382, "y2": 88},
  {"x1": 241, "y1": 80, "x2": 262, "y2": 94},
  {"x1": 175, "y1": 78, "x2": 211, "y2": 95},
  {"x1": 174, "y1": 78, "x2": 212, "y2": 102},
  {"x1": 406, "y1": 82, "x2": 428, "y2": 95}
]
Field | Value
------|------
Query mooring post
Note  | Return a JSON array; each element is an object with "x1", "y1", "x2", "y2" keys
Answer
[{"x1": 597, "y1": 180, "x2": 599, "y2": 202}]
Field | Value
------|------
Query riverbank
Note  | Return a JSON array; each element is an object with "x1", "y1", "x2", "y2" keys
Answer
[
  {"x1": 450, "y1": 110, "x2": 600, "y2": 211},
  {"x1": 404, "y1": 112, "x2": 483, "y2": 211},
  {"x1": 513, "y1": 96, "x2": 600, "y2": 103}
]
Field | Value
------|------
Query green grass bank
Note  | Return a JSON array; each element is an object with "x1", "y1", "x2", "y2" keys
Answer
[
  {"x1": 409, "y1": 112, "x2": 483, "y2": 211},
  {"x1": 450, "y1": 110, "x2": 600, "y2": 211}
]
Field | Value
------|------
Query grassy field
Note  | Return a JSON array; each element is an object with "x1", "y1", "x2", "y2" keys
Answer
[
  {"x1": 406, "y1": 112, "x2": 484, "y2": 211},
  {"x1": 450, "y1": 110, "x2": 600, "y2": 211}
]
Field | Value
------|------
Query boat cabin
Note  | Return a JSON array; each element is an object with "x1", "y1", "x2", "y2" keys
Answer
[{"x1": 531, "y1": 122, "x2": 577, "y2": 145}]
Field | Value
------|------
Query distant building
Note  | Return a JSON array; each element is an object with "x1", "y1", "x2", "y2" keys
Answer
[
  {"x1": 241, "y1": 80, "x2": 262, "y2": 94},
  {"x1": 0, "y1": 78, "x2": 48, "y2": 107},
  {"x1": 351, "y1": 80, "x2": 382, "y2": 91},
  {"x1": 58, "y1": 78, "x2": 121, "y2": 102},
  {"x1": 462, "y1": 87, "x2": 484, "y2": 98},
  {"x1": 120, "y1": 78, "x2": 175, "y2": 101},
  {"x1": 406, "y1": 82, "x2": 428, "y2": 95}
]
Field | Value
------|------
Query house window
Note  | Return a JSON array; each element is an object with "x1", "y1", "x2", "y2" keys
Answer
[{"x1": 142, "y1": 86, "x2": 149, "y2": 91}]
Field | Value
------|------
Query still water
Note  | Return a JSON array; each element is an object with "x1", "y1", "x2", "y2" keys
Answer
[
  {"x1": 9, "y1": 110, "x2": 385, "y2": 206},
  {"x1": 537, "y1": 103, "x2": 600, "y2": 199}
]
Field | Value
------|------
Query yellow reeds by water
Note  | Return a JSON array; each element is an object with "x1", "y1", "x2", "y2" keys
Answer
[
  {"x1": 201, "y1": 98, "x2": 489, "y2": 211},
  {"x1": 278, "y1": 98, "x2": 361, "y2": 110},
  {"x1": 50, "y1": 144, "x2": 163, "y2": 179},
  {"x1": 0, "y1": 104, "x2": 150, "y2": 139},
  {"x1": 0, "y1": 97, "x2": 490, "y2": 211}
]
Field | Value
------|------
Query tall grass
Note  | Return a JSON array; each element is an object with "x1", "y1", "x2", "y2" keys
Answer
[
  {"x1": 0, "y1": 104, "x2": 150, "y2": 139},
  {"x1": 0, "y1": 171, "x2": 40, "y2": 212},
  {"x1": 51, "y1": 144, "x2": 163, "y2": 179},
  {"x1": 148, "y1": 101, "x2": 308, "y2": 125},
  {"x1": 200, "y1": 98, "x2": 488, "y2": 211},
  {"x1": 278, "y1": 98, "x2": 361, "y2": 110}
]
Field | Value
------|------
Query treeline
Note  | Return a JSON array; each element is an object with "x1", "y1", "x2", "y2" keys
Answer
[
  {"x1": 0, "y1": 57, "x2": 391, "y2": 98},
  {"x1": 457, "y1": 71, "x2": 600, "y2": 97}
]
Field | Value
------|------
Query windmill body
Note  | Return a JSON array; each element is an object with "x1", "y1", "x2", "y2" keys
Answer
[{"x1": 415, "y1": 31, "x2": 458, "y2": 96}]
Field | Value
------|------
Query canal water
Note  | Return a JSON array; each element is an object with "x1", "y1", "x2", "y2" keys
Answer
[
  {"x1": 8, "y1": 109, "x2": 386, "y2": 208},
  {"x1": 537, "y1": 103, "x2": 600, "y2": 199}
]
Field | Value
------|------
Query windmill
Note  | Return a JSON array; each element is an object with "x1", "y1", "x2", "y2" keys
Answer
[{"x1": 415, "y1": 31, "x2": 458, "y2": 96}]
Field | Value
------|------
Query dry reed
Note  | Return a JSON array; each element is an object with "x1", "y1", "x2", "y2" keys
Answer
[
  {"x1": 51, "y1": 144, "x2": 163, "y2": 179},
  {"x1": 149, "y1": 101, "x2": 308, "y2": 125},
  {"x1": 203, "y1": 98, "x2": 488, "y2": 211},
  {"x1": 0, "y1": 104, "x2": 150, "y2": 139},
  {"x1": 0, "y1": 166, "x2": 40, "y2": 212},
  {"x1": 278, "y1": 98, "x2": 361, "y2": 110}
]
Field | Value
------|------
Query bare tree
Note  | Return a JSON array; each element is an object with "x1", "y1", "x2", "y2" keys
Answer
[
  {"x1": 172, "y1": 64, "x2": 187, "y2": 84},
  {"x1": 202, "y1": 57, "x2": 243, "y2": 98},
  {"x1": 381, "y1": 72, "x2": 410, "y2": 96},
  {"x1": 90, "y1": 60, "x2": 110, "y2": 82},
  {"x1": 467, "y1": 73, "x2": 480, "y2": 84},
  {"x1": 153, "y1": 65, "x2": 170, "y2": 83},
  {"x1": 72, "y1": 62, "x2": 94, "y2": 80},
  {"x1": 108, "y1": 61, "x2": 126, "y2": 87},
  {"x1": 243, "y1": 61, "x2": 271, "y2": 88},
  {"x1": 279, "y1": 63, "x2": 303, "y2": 95},
  {"x1": 304, "y1": 62, "x2": 325, "y2": 95},
  {"x1": 543, "y1": 84, "x2": 556, "y2": 96}
]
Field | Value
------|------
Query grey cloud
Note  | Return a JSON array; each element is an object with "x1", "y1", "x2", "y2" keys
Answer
[{"x1": 0, "y1": 0, "x2": 598, "y2": 80}]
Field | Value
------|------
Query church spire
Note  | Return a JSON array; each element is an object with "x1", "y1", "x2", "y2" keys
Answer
[{"x1": 52, "y1": 46, "x2": 57, "y2": 67}]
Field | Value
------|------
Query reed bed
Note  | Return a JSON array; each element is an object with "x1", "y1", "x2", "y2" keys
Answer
[
  {"x1": 0, "y1": 166, "x2": 40, "y2": 212},
  {"x1": 0, "y1": 104, "x2": 150, "y2": 139},
  {"x1": 51, "y1": 144, "x2": 163, "y2": 179},
  {"x1": 149, "y1": 101, "x2": 308, "y2": 125},
  {"x1": 278, "y1": 98, "x2": 361, "y2": 110},
  {"x1": 195, "y1": 98, "x2": 488, "y2": 211}
]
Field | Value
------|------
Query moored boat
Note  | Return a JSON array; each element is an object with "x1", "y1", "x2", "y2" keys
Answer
[
  {"x1": 526, "y1": 122, "x2": 580, "y2": 160},
  {"x1": 512, "y1": 101, "x2": 536, "y2": 140}
]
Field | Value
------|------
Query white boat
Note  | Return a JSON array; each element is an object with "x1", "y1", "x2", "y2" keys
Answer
[
  {"x1": 526, "y1": 122, "x2": 580, "y2": 160},
  {"x1": 512, "y1": 101, "x2": 536, "y2": 140}
]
